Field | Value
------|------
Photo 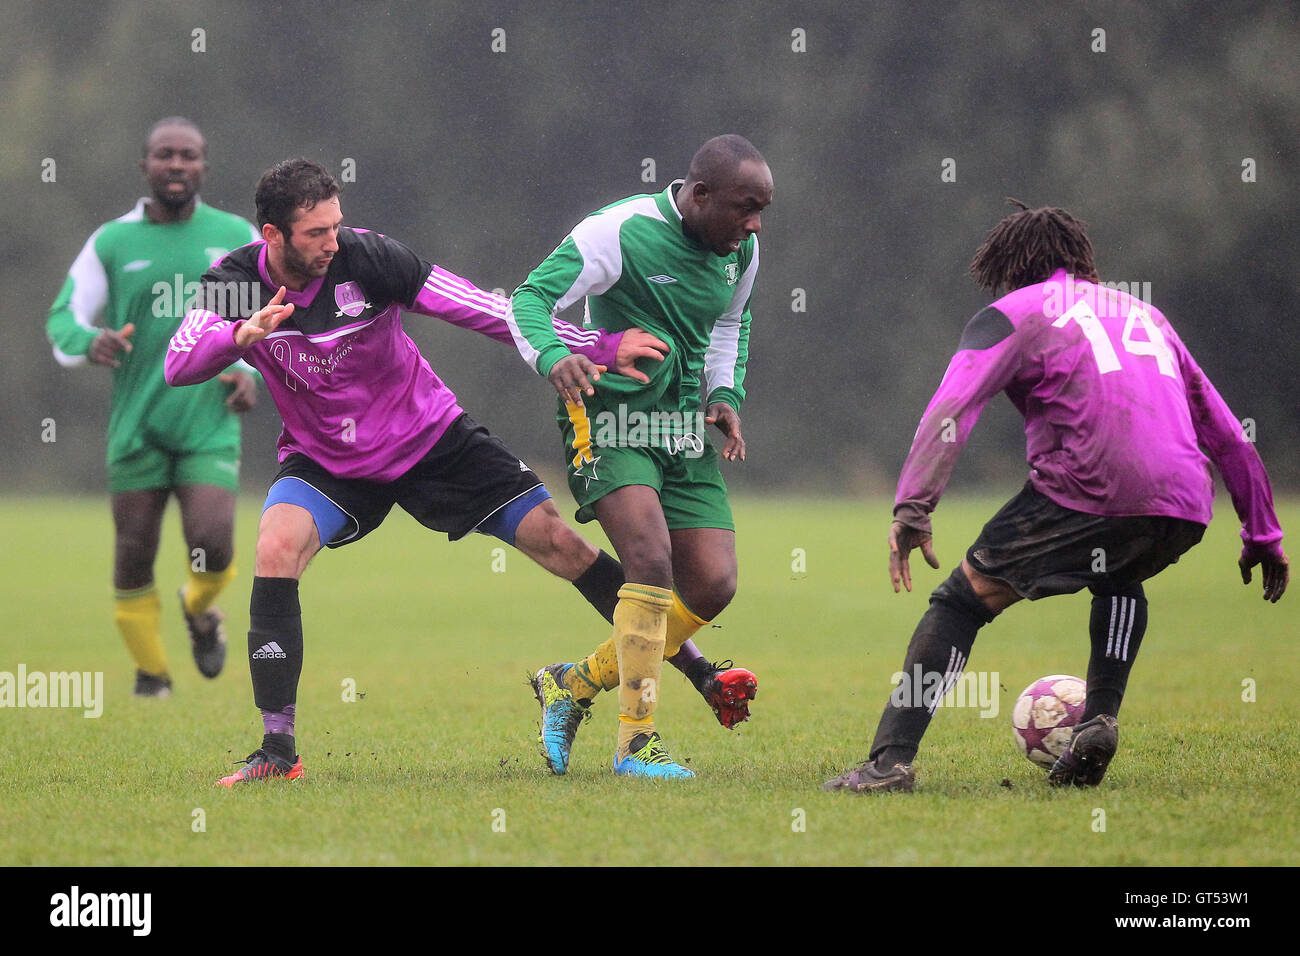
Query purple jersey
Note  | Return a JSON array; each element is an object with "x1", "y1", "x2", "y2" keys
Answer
[
  {"x1": 895, "y1": 268, "x2": 1283, "y2": 557},
  {"x1": 165, "y1": 228, "x2": 621, "y2": 482}
]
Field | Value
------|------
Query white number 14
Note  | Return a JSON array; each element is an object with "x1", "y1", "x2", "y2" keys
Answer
[{"x1": 1052, "y1": 300, "x2": 1177, "y2": 378}]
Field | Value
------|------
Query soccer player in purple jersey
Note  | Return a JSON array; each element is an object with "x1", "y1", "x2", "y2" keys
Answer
[
  {"x1": 164, "y1": 158, "x2": 700, "y2": 785},
  {"x1": 825, "y1": 202, "x2": 1289, "y2": 794}
]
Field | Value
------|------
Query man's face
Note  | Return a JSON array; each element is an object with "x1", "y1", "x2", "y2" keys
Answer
[
  {"x1": 687, "y1": 159, "x2": 774, "y2": 257},
  {"x1": 276, "y1": 196, "x2": 342, "y2": 283},
  {"x1": 142, "y1": 125, "x2": 206, "y2": 209}
]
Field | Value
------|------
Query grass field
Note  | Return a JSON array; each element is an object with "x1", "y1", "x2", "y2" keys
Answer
[{"x1": 1, "y1": 494, "x2": 1296, "y2": 867}]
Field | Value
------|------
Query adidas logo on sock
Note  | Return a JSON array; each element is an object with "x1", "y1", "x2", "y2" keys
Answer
[{"x1": 252, "y1": 642, "x2": 287, "y2": 660}]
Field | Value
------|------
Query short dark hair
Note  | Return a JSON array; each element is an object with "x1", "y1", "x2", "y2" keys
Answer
[
  {"x1": 255, "y1": 158, "x2": 341, "y2": 237},
  {"x1": 685, "y1": 134, "x2": 766, "y2": 188},
  {"x1": 142, "y1": 116, "x2": 205, "y2": 157},
  {"x1": 969, "y1": 199, "x2": 1099, "y2": 295}
]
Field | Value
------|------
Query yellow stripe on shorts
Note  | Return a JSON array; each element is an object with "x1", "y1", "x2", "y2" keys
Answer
[{"x1": 565, "y1": 400, "x2": 597, "y2": 470}]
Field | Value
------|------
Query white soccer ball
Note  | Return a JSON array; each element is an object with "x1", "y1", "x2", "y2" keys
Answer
[{"x1": 1011, "y1": 675, "x2": 1087, "y2": 768}]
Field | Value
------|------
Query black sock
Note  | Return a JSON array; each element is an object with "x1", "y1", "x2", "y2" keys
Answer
[
  {"x1": 572, "y1": 550, "x2": 625, "y2": 624},
  {"x1": 262, "y1": 732, "x2": 295, "y2": 763},
  {"x1": 1083, "y1": 585, "x2": 1147, "y2": 720},
  {"x1": 248, "y1": 576, "x2": 304, "y2": 714},
  {"x1": 682, "y1": 655, "x2": 716, "y2": 694},
  {"x1": 869, "y1": 567, "x2": 997, "y2": 768}
]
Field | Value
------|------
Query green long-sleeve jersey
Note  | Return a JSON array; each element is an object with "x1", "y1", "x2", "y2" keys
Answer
[
  {"x1": 46, "y1": 199, "x2": 258, "y2": 464},
  {"x1": 508, "y1": 181, "x2": 757, "y2": 414}
]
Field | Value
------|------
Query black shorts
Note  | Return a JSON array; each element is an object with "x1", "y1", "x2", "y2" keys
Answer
[
  {"x1": 271, "y1": 413, "x2": 544, "y2": 548},
  {"x1": 966, "y1": 483, "x2": 1206, "y2": 600}
]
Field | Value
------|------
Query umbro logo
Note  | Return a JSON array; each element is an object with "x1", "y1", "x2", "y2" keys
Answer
[
  {"x1": 252, "y1": 642, "x2": 287, "y2": 660},
  {"x1": 647, "y1": 274, "x2": 678, "y2": 284}
]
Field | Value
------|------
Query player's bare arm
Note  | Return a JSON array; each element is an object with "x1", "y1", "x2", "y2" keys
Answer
[{"x1": 233, "y1": 285, "x2": 294, "y2": 347}]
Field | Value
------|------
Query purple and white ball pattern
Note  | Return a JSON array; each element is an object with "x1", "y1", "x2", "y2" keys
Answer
[{"x1": 1012, "y1": 675, "x2": 1087, "y2": 768}]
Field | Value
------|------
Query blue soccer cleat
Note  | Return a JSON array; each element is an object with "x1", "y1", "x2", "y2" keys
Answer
[
  {"x1": 613, "y1": 731, "x2": 695, "y2": 779},
  {"x1": 530, "y1": 663, "x2": 591, "y2": 775}
]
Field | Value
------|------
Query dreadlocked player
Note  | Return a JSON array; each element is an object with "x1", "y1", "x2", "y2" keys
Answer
[{"x1": 825, "y1": 201, "x2": 1289, "y2": 794}]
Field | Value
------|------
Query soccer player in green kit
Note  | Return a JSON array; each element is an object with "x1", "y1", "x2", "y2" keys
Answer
[
  {"x1": 509, "y1": 135, "x2": 773, "y2": 777},
  {"x1": 46, "y1": 117, "x2": 259, "y2": 697}
]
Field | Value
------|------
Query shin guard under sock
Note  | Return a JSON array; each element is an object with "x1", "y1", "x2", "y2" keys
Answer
[
  {"x1": 613, "y1": 584, "x2": 673, "y2": 759},
  {"x1": 248, "y1": 577, "x2": 303, "y2": 716}
]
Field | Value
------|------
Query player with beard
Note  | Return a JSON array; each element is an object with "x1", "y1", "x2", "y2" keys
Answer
[
  {"x1": 824, "y1": 201, "x2": 1288, "y2": 794},
  {"x1": 165, "y1": 158, "x2": 742, "y2": 785},
  {"x1": 47, "y1": 117, "x2": 259, "y2": 697}
]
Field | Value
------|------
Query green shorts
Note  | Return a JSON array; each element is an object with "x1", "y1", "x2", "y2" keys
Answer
[
  {"x1": 108, "y1": 444, "x2": 241, "y2": 494},
  {"x1": 561, "y1": 403, "x2": 733, "y2": 531}
]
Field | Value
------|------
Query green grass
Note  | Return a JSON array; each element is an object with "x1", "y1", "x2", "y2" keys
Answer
[{"x1": 1, "y1": 494, "x2": 1296, "y2": 866}]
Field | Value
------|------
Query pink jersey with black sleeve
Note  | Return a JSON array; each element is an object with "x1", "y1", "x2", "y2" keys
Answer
[
  {"x1": 165, "y1": 228, "x2": 621, "y2": 482},
  {"x1": 895, "y1": 268, "x2": 1283, "y2": 557}
]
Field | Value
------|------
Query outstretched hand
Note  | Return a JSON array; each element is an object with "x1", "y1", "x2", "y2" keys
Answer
[
  {"x1": 234, "y1": 286, "x2": 294, "y2": 347},
  {"x1": 1239, "y1": 543, "x2": 1289, "y2": 603},
  {"x1": 613, "y1": 327, "x2": 669, "y2": 383},
  {"x1": 889, "y1": 519, "x2": 940, "y2": 593},
  {"x1": 705, "y1": 402, "x2": 745, "y2": 461}
]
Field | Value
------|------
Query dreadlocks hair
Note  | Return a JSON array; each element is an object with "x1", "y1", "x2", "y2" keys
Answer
[{"x1": 968, "y1": 199, "x2": 1099, "y2": 295}]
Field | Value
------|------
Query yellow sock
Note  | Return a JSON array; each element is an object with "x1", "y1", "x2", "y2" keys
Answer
[
  {"x1": 564, "y1": 641, "x2": 617, "y2": 699},
  {"x1": 567, "y1": 591, "x2": 708, "y2": 700},
  {"x1": 183, "y1": 562, "x2": 236, "y2": 617},
  {"x1": 613, "y1": 583, "x2": 673, "y2": 758},
  {"x1": 664, "y1": 591, "x2": 709, "y2": 658},
  {"x1": 114, "y1": 585, "x2": 167, "y2": 676}
]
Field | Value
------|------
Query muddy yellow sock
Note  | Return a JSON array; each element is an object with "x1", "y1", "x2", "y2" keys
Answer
[
  {"x1": 572, "y1": 590, "x2": 709, "y2": 700},
  {"x1": 115, "y1": 585, "x2": 167, "y2": 676},
  {"x1": 564, "y1": 638, "x2": 618, "y2": 700},
  {"x1": 664, "y1": 591, "x2": 709, "y2": 658},
  {"x1": 613, "y1": 583, "x2": 673, "y2": 759},
  {"x1": 183, "y1": 562, "x2": 236, "y2": 617}
]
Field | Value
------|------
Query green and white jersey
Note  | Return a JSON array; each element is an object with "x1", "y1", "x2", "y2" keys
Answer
[
  {"x1": 46, "y1": 199, "x2": 258, "y2": 464},
  {"x1": 509, "y1": 180, "x2": 757, "y2": 414}
]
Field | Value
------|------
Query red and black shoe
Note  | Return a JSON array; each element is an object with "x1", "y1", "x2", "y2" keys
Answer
[
  {"x1": 700, "y1": 660, "x2": 758, "y2": 730},
  {"x1": 218, "y1": 749, "x2": 304, "y2": 787}
]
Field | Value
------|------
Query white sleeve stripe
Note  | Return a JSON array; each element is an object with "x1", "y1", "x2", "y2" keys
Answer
[
  {"x1": 424, "y1": 270, "x2": 507, "y2": 315},
  {"x1": 704, "y1": 236, "x2": 758, "y2": 395},
  {"x1": 503, "y1": 300, "x2": 542, "y2": 372},
  {"x1": 554, "y1": 323, "x2": 600, "y2": 346},
  {"x1": 67, "y1": 230, "x2": 109, "y2": 331},
  {"x1": 171, "y1": 309, "x2": 225, "y2": 353},
  {"x1": 423, "y1": 281, "x2": 507, "y2": 318},
  {"x1": 52, "y1": 346, "x2": 88, "y2": 368},
  {"x1": 553, "y1": 201, "x2": 652, "y2": 313}
]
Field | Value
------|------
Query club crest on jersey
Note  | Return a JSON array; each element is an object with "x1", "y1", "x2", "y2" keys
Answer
[
  {"x1": 724, "y1": 262, "x2": 739, "y2": 285},
  {"x1": 334, "y1": 281, "x2": 371, "y2": 318}
]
